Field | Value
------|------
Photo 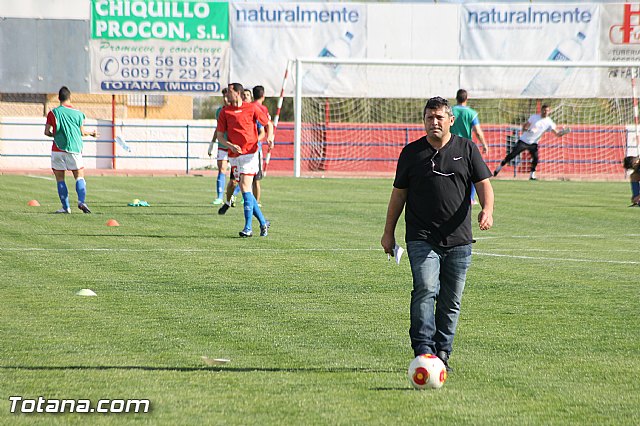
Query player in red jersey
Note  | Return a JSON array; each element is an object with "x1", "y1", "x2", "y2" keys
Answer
[
  {"x1": 252, "y1": 85, "x2": 271, "y2": 206},
  {"x1": 216, "y1": 83, "x2": 274, "y2": 237}
]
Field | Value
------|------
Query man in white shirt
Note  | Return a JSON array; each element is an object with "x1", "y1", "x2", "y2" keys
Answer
[{"x1": 493, "y1": 105, "x2": 569, "y2": 180}]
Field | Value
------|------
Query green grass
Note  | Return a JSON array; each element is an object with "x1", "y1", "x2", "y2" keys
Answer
[{"x1": 0, "y1": 175, "x2": 638, "y2": 425}]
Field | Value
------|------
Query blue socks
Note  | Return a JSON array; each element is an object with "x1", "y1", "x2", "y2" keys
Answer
[
  {"x1": 57, "y1": 181, "x2": 70, "y2": 209},
  {"x1": 234, "y1": 184, "x2": 241, "y2": 196},
  {"x1": 57, "y1": 178, "x2": 88, "y2": 210},
  {"x1": 632, "y1": 181, "x2": 639, "y2": 199},
  {"x1": 242, "y1": 191, "x2": 266, "y2": 231},
  {"x1": 216, "y1": 173, "x2": 225, "y2": 199},
  {"x1": 242, "y1": 192, "x2": 254, "y2": 231},
  {"x1": 76, "y1": 178, "x2": 87, "y2": 204},
  {"x1": 252, "y1": 196, "x2": 266, "y2": 227}
]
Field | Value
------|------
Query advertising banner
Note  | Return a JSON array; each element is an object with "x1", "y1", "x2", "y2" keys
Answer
[
  {"x1": 460, "y1": 4, "x2": 600, "y2": 98},
  {"x1": 230, "y1": 3, "x2": 458, "y2": 98},
  {"x1": 601, "y1": 3, "x2": 640, "y2": 92},
  {"x1": 230, "y1": 2, "x2": 367, "y2": 96},
  {"x1": 90, "y1": 0, "x2": 229, "y2": 94}
]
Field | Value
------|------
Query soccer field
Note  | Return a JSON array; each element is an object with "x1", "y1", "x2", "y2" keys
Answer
[{"x1": 0, "y1": 175, "x2": 638, "y2": 425}]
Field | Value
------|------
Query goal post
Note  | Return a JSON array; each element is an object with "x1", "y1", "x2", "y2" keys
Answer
[{"x1": 292, "y1": 58, "x2": 640, "y2": 179}]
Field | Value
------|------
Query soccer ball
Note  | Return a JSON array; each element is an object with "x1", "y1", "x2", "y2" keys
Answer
[{"x1": 408, "y1": 354, "x2": 447, "y2": 390}]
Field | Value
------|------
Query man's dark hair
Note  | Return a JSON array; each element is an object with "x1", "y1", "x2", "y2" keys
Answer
[
  {"x1": 423, "y1": 96, "x2": 452, "y2": 117},
  {"x1": 58, "y1": 86, "x2": 71, "y2": 102},
  {"x1": 221, "y1": 87, "x2": 228, "y2": 95},
  {"x1": 456, "y1": 89, "x2": 468, "y2": 104},
  {"x1": 623, "y1": 156, "x2": 639, "y2": 171},
  {"x1": 229, "y1": 82, "x2": 244, "y2": 93},
  {"x1": 252, "y1": 85, "x2": 265, "y2": 101},
  {"x1": 541, "y1": 104, "x2": 550, "y2": 110}
]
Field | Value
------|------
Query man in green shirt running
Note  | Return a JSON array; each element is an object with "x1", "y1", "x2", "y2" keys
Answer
[{"x1": 44, "y1": 86, "x2": 97, "y2": 214}]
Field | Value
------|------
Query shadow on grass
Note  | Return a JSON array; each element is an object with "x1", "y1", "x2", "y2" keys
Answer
[
  {"x1": 370, "y1": 387, "x2": 414, "y2": 392},
  {"x1": 0, "y1": 365, "x2": 402, "y2": 374},
  {"x1": 39, "y1": 233, "x2": 227, "y2": 239},
  {"x1": 94, "y1": 204, "x2": 228, "y2": 209}
]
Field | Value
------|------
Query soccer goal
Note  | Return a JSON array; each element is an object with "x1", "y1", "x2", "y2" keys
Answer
[{"x1": 292, "y1": 58, "x2": 640, "y2": 180}]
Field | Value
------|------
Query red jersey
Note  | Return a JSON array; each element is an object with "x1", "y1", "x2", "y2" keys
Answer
[
  {"x1": 253, "y1": 101, "x2": 271, "y2": 120},
  {"x1": 217, "y1": 102, "x2": 269, "y2": 157}
]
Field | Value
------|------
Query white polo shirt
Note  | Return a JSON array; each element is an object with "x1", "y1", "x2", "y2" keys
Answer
[{"x1": 520, "y1": 114, "x2": 556, "y2": 145}]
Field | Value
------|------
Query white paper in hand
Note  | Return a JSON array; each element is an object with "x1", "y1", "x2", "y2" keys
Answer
[
  {"x1": 393, "y1": 244, "x2": 404, "y2": 265},
  {"x1": 387, "y1": 244, "x2": 404, "y2": 265}
]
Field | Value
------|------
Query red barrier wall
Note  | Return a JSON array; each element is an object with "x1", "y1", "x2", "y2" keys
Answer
[{"x1": 266, "y1": 122, "x2": 627, "y2": 179}]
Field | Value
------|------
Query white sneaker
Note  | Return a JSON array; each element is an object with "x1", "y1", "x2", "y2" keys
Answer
[{"x1": 55, "y1": 208, "x2": 71, "y2": 214}]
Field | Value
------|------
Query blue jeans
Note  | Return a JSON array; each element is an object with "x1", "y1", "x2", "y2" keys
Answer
[{"x1": 406, "y1": 240, "x2": 472, "y2": 357}]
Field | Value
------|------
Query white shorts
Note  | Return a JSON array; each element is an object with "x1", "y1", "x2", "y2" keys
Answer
[
  {"x1": 51, "y1": 151, "x2": 84, "y2": 171},
  {"x1": 217, "y1": 147, "x2": 229, "y2": 161},
  {"x1": 229, "y1": 151, "x2": 259, "y2": 181}
]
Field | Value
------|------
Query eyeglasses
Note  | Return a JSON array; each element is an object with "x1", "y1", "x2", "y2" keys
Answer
[{"x1": 429, "y1": 150, "x2": 454, "y2": 177}]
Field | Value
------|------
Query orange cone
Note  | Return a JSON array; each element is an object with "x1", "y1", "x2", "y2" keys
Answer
[
  {"x1": 106, "y1": 219, "x2": 120, "y2": 227},
  {"x1": 27, "y1": 200, "x2": 40, "y2": 206}
]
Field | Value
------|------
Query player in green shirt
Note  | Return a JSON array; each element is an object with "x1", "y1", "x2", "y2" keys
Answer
[
  {"x1": 451, "y1": 89, "x2": 488, "y2": 204},
  {"x1": 44, "y1": 86, "x2": 97, "y2": 214}
]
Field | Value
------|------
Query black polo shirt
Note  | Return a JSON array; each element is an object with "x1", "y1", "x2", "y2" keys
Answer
[{"x1": 393, "y1": 134, "x2": 491, "y2": 248}]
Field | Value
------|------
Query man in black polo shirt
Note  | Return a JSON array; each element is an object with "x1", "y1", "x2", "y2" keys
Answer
[{"x1": 381, "y1": 96, "x2": 494, "y2": 371}]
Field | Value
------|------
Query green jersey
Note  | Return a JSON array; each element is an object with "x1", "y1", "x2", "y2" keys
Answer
[
  {"x1": 51, "y1": 105, "x2": 86, "y2": 153},
  {"x1": 451, "y1": 105, "x2": 479, "y2": 140}
]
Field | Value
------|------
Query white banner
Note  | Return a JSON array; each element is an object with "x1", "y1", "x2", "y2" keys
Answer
[
  {"x1": 230, "y1": 2, "x2": 367, "y2": 96},
  {"x1": 459, "y1": 4, "x2": 601, "y2": 98},
  {"x1": 364, "y1": 4, "x2": 459, "y2": 98},
  {"x1": 230, "y1": 3, "x2": 459, "y2": 98},
  {"x1": 90, "y1": 40, "x2": 229, "y2": 93},
  {"x1": 366, "y1": 4, "x2": 458, "y2": 61}
]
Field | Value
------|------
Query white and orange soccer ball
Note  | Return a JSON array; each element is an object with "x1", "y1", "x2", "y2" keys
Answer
[{"x1": 408, "y1": 354, "x2": 448, "y2": 390}]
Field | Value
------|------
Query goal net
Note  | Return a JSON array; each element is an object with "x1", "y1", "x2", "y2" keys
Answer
[{"x1": 292, "y1": 59, "x2": 640, "y2": 180}]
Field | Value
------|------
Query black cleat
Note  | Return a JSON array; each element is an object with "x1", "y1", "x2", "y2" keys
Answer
[
  {"x1": 436, "y1": 350, "x2": 453, "y2": 372},
  {"x1": 78, "y1": 203, "x2": 91, "y2": 214},
  {"x1": 218, "y1": 204, "x2": 230, "y2": 215},
  {"x1": 260, "y1": 220, "x2": 270, "y2": 237}
]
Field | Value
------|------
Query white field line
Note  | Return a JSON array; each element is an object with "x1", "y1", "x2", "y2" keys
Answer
[
  {"x1": 476, "y1": 234, "x2": 640, "y2": 240},
  {"x1": 1, "y1": 247, "x2": 638, "y2": 265},
  {"x1": 0, "y1": 247, "x2": 378, "y2": 253},
  {"x1": 473, "y1": 251, "x2": 640, "y2": 265},
  {"x1": 488, "y1": 248, "x2": 638, "y2": 253},
  {"x1": 26, "y1": 175, "x2": 55, "y2": 181}
]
